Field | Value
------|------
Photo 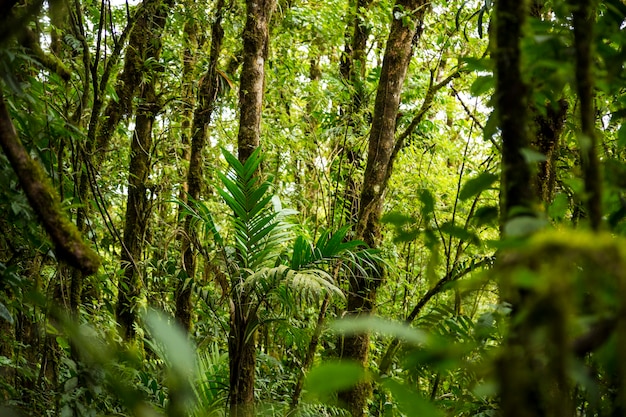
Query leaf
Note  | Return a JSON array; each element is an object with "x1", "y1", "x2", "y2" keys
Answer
[
  {"x1": 503, "y1": 216, "x2": 548, "y2": 237},
  {"x1": 304, "y1": 361, "x2": 367, "y2": 399},
  {"x1": 439, "y1": 221, "x2": 479, "y2": 244},
  {"x1": 548, "y1": 193, "x2": 569, "y2": 221},
  {"x1": 331, "y1": 316, "x2": 429, "y2": 346},
  {"x1": 381, "y1": 378, "x2": 444, "y2": 417},
  {"x1": 520, "y1": 148, "x2": 547, "y2": 164},
  {"x1": 144, "y1": 309, "x2": 196, "y2": 380},
  {"x1": 470, "y1": 75, "x2": 493, "y2": 96},
  {"x1": 459, "y1": 172, "x2": 498, "y2": 201},
  {"x1": 419, "y1": 189, "x2": 436, "y2": 219},
  {"x1": 471, "y1": 205, "x2": 499, "y2": 226},
  {"x1": 0, "y1": 302, "x2": 13, "y2": 325}
]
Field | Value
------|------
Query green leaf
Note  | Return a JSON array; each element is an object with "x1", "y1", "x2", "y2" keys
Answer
[
  {"x1": 419, "y1": 189, "x2": 436, "y2": 219},
  {"x1": 304, "y1": 361, "x2": 367, "y2": 399},
  {"x1": 471, "y1": 205, "x2": 499, "y2": 226},
  {"x1": 459, "y1": 57, "x2": 493, "y2": 72},
  {"x1": 0, "y1": 302, "x2": 13, "y2": 325},
  {"x1": 381, "y1": 378, "x2": 444, "y2": 417},
  {"x1": 503, "y1": 216, "x2": 548, "y2": 237},
  {"x1": 520, "y1": 148, "x2": 547, "y2": 164},
  {"x1": 144, "y1": 309, "x2": 196, "y2": 379},
  {"x1": 331, "y1": 316, "x2": 429, "y2": 346},
  {"x1": 548, "y1": 193, "x2": 569, "y2": 221},
  {"x1": 459, "y1": 172, "x2": 498, "y2": 201},
  {"x1": 439, "y1": 221, "x2": 479, "y2": 244},
  {"x1": 470, "y1": 75, "x2": 493, "y2": 96}
]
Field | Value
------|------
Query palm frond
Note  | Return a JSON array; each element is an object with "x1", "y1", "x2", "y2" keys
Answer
[{"x1": 218, "y1": 148, "x2": 293, "y2": 272}]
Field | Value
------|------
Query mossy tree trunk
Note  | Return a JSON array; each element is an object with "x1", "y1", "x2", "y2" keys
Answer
[
  {"x1": 175, "y1": 0, "x2": 226, "y2": 333},
  {"x1": 340, "y1": 1, "x2": 429, "y2": 416},
  {"x1": 492, "y1": 1, "x2": 559, "y2": 416},
  {"x1": 570, "y1": 0, "x2": 601, "y2": 230},
  {"x1": 116, "y1": 0, "x2": 174, "y2": 340},
  {"x1": 229, "y1": 0, "x2": 275, "y2": 416}
]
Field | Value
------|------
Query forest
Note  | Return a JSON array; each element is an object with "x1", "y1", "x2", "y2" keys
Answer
[{"x1": 1, "y1": 0, "x2": 626, "y2": 415}]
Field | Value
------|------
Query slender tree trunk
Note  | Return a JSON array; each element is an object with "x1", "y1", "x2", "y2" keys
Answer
[
  {"x1": 495, "y1": 0, "x2": 534, "y2": 225},
  {"x1": 528, "y1": 2, "x2": 568, "y2": 205},
  {"x1": 96, "y1": 0, "x2": 166, "y2": 156},
  {"x1": 340, "y1": 2, "x2": 429, "y2": 416},
  {"x1": 236, "y1": 0, "x2": 275, "y2": 163},
  {"x1": 175, "y1": 0, "x2": 226, "y2": 333},
  {"x1": 492, "y1": 1, "x2": 552, "y2": 417},
  {"x1": 229, "y1": 0, "x2": 275, "y2": 415},
  {"x1": 570, "y1": 0, "x2": 601, "y2": 230},
  {"x1": 116, "y1": 0, "x2": 174, "y2": 339}
]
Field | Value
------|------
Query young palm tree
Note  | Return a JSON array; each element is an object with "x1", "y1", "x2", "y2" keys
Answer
[{"x1": 180, "y1": 148, "x2": 380, "y2": 416}]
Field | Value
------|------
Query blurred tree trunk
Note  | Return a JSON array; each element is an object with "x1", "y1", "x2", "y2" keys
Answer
[
  {"x1": 493, "y1": 1, "x2": 555, "y2": 416},
  {"x1": 229, "y1": 0, "x2": 275, "y2": 416},
  {"x1": 340, "y1": 1, "x2": 429, "y2": 416},
  {"x1": 175, "y1": 0, "x2": 226, "y2": 333},
  {"x1": 529, "y1": 1, "x2": 568, "y2": 205},
  {"x1": 570, "y1": 0, "x2": 601, "y2": 230},
  {"x1": 116, "y1": 0, "x2": 174, "y2": 340}
]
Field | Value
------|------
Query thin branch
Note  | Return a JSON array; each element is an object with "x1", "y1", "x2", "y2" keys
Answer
[{"x1": 378, "y1": 255, "x2": 494, "y2": 375}]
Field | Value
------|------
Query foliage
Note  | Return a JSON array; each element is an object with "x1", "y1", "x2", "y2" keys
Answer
[{"x1": 1, "y1": 0, "x2": 626, "y2": 416}]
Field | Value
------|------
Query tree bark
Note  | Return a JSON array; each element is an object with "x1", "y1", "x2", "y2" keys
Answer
[
  {"x1": 236, "y1": 0, "x2": 275, "y2": 164},
  {"x1": 570, "y1": 0, "x2": 601, "y2": 230},
  {"x1": 229, "y1": 0, "x2": 275, "y2": 415},
  {"x1": 175, "y1": 0, "x2": 226, "y2": 333},
  {"x1": 495, "y1": 0, "x2": 534, "y2": 224},
  {"x1": 96, "y1": 0, "x2": 167, "y2": 157},
  {"x1": 115, "y1": 0, "x2": 174, "y2": 340},
  {"x1": 339, "y1": 1, "x2": 429, "y2": 416},
  {"x1": 492, "y1": 1, "x2": 550, "y2": 417},
  {"x1": 0, "y1": 93, "x2": 100, "y2": 275}
]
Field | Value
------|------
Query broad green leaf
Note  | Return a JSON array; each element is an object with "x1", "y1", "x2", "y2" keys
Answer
[
  {"x1": 0, "y1": 302, "x2": 13, "y2": 325},
  {"x1": 459, "y1": 172, "x2": 498, "y2": 201},
  {"x1": 618, "y1": 123, "x2": 626, "y2": 148},
  {"x1": 471, "y1": 205, "x2": 499, "y2": 226},
  {"x1": 304, "y1": 361, "x2": 367, "y2": 399},
  {"x1": 331, "y1": 316, "x2": 429, "y2": 346},
  {"x1": 548, "y1": 193, "x2": 569, "y2": 221},
  {"x1": 470, "y1": 75, "x2": 493, "y2": 96},
  {"x1": 504, "y1": 216, "x2": 548, "y2": 237},
  {"x1": 144, "y1": 309, "x2": 196, "y2": 379},
  {"x1": 439, "y1": 221, "x2": 479, "y2": 244},
  {"x1": 521, "y1": 148, "x2": 547, "y2": 164},
  {"x1": 382, "y1": 211, "x2": 415, "y2": 226},
  {"x1": 381, "y1": 379, "x2": 444, "y2": 417},
  {"x1": 419, "y1": 189, "x2": 435, "y2": 218}
]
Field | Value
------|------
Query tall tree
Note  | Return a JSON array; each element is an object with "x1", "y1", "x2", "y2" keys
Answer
[
  {"x1": 340, "y1": 1, "x2": 430, "y2": 415},
  {"x1": 175, "y1": 0, "x2": 226, "y2": 333},
  {"x1": 116, "y1": 0, "x2": 175, "y2": 340},
  {"x1": 229, "y1": 0, "x2": 275, "y2": 415}
]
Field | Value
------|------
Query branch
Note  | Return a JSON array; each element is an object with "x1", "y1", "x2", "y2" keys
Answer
[
  {"x1": 385, "y1": 67, "x2": 462, "y2": 185},
  {"x1": 378, "y1": 255, "x2": 494, "y2": 375},
  {"x1": 20, "y1": 28, "x2": 72, "y2": 81},
  {"x1": 0, "y1": 93, "x2": 100, "y2": 275}
]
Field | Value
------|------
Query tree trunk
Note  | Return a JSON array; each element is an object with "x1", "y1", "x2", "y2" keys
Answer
[
  {"x1": 96, "y1": 0, "x2": 168, "y2": 157},
  {"x1": 116, "y1": 0, "x2": 174, "y2": 339},
  {"x1": 236, "y1": 0, "x2": 275, "y2": 164},
  {"x1": 175, "y1": 0, "x2": 226, "y2": 333},
  {"x1": 339, "y1": 1, "x2": 429, "y2": 416},
  {"x1": 495, "y1": 0, "x2": 534, "y2": 225},
  {"x1": 492, "y1": 1, "x2": 550, "y2": 417},
  {"x1": 570, "y1": 0, "x2": 601, "y2": 230},
  {"x1": 228, "y1": 0, "x2": 275, "y2": 415}
]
